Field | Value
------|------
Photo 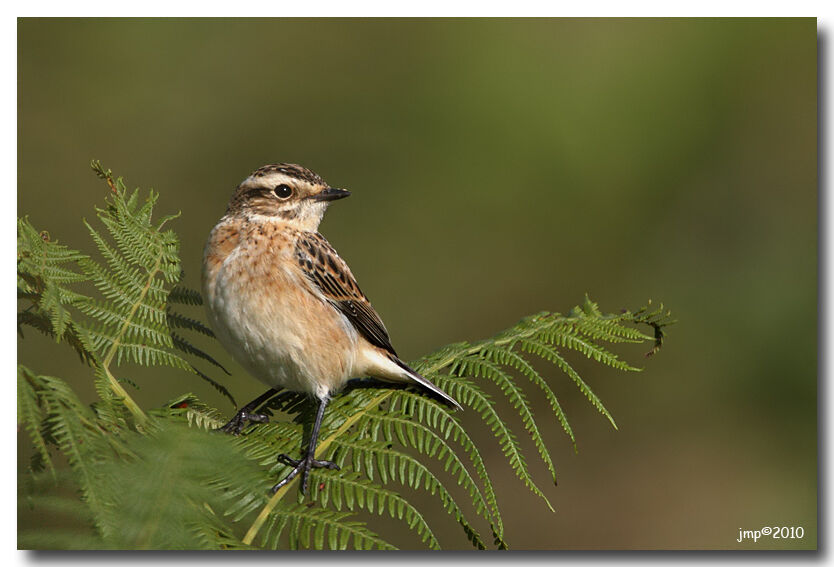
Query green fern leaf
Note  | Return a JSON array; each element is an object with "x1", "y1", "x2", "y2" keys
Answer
[{"x1": 19, "y1": 163, "x2": 675, "y2": 551}]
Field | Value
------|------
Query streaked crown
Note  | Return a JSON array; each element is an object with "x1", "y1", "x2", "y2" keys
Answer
[{"x1": 225, "y1": 163, "x2": 350, "y2": 231}]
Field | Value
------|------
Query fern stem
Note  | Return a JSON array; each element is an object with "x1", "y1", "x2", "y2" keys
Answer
[
  {"x1": 98, "y1": 253, "x2": 165, "y2": 426},
  {"x1": 100, "y1": 364, "x2": 147, "y2": 426},
  {"x1": 427, "y1": 333, "x2": 537, "y2": 373}
]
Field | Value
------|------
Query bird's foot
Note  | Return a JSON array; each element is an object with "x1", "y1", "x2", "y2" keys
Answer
[
  {"x1": 273, "y1": 453, "x2": 340, "y2": 494},
  {"x1": 217, "y1": 409, "x2": 270, "y2": 436}
]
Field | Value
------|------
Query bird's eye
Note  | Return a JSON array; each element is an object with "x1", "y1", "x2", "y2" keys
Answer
[{"x1": 273, "y1": 184, "x2": 293, "y2": 199}]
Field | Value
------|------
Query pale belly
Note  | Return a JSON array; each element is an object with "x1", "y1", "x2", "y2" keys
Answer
[{"x1": 203, "y1": 249, "x2": 359, "y2": 399}]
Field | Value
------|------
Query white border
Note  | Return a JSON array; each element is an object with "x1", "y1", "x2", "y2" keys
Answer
[{"x1": 7, "y1": 6, "x2": 830, "y2": 566}]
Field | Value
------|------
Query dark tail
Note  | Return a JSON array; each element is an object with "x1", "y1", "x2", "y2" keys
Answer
[{"x1": 390, "y1": 356, "x2": 463, "y2": 411}]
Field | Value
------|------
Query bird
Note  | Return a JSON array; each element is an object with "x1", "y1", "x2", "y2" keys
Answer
[{"x1": 202, "y1": 163, "x2": 462, "y2": 495}]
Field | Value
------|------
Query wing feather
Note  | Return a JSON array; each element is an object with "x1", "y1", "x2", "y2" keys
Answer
[{"x1": 295, "y1": 232, "x2": 397, "y2": 356}]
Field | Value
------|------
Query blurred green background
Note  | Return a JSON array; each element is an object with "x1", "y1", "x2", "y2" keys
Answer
[{"x1": 17, "y1": 18, "x2": 817, "y2": 549}]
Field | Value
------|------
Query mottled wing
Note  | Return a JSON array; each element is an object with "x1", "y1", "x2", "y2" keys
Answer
[{"x1": 295, "y1": 231, "x2": 397, "y2": 356}]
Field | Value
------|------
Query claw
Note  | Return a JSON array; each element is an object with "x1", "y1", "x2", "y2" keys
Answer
[
  {"x1": 218, "y1": 409, "x2": 270, "y2": 436},
  {"x1": 216, "y1": 388, "x2": 279, "y2": 436},
  {"x1": 276, "y1": 453, "x2": 301, "y2": 467},
  {"x1": 272, "y1": 453, "x2": 340, "y2": 495}
]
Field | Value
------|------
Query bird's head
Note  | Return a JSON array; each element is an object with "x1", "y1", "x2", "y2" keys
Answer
[{"x1": 226, "y1": 163, "x2": 350, "y2": 231}]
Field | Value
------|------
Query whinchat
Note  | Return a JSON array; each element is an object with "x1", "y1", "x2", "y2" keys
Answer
[{"x1": 202, "y1": 163, "x2": 461, "y2": 494}]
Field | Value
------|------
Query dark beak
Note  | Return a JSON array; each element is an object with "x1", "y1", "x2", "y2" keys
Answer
[{"x1": 309, "y1": 187, "x2": 351, "y2": 202}]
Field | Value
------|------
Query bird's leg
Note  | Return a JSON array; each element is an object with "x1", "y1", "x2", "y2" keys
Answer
[
  {"x1": 273, "y1": 396, "x2": 339, "y2": 495},
  {"x1": 219, "y1": 388, "x2": 279, "y2": 435}
]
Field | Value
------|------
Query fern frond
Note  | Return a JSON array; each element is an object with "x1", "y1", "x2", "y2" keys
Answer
[
  {"x1": 88, "y1": 421, "x2": 262, "y2": 549},
  {"x1": 166, "y1": 310, "x2": 216, "y2": 337},
  {"x1": 261, "y1": 502, "x2": 396, "y2": 550},
  {"x1": 17, "y1": 165, "x2": 236, "y2": 424},
  {"x1": 17, "y1": 367, "x2": 55, "y2": 476},
  {"x1": 18, "y1": 366, "x2": 120, "y2": 537},
  {"x1": 323, "y1": 436, "x2": 487, "y2": 549},
  {"x1": 461, "y1": 351, "x2": 561, "y2": 478},
  {"x1": 520, "y1": 337, "x2": 617, "y2": 430},
  {"x1": 309, "y1": 468, "x2": 441, "y2": 549},
  {"x1": 17, "y1": 218, "x2": 90, "y2": 344},
  {"x1": 392, "y1": 388, "x2": 504, "y2": 541},
  {"x1": 432, "y1": 371, "x2": 554, "y2": 512},
  {"x1": 629, "y1": 299, "x2": 676, "y2": 356},
  {"x1": 160, "y1": 393, "x2": 230, "y2": 430},
  {"x1": 167, "y1": 297, "x2": 236, "y2": 399},
  {"x1": 17, "y1": 310, "x2": 97, "y2": 366},
  {"x1": 351, "y1": 396, "x2": 503, "y2": 545},
  {"x1": 19, "y1": 163, "x2": 675, "y2": 551},
  {"x1": 168, "y1": 285, "x2": 204, "y2": 306}
]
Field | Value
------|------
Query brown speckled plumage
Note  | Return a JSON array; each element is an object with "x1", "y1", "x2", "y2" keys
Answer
[{"x1": 202, "y1": 163, "x2": 460, "y2": 494}]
